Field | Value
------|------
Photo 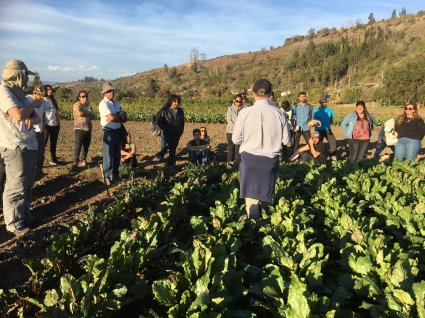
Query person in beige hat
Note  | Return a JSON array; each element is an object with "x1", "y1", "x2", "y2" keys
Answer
[
  {"x1": 98, "y1": 82, "x2": 127, "y2": 184},
  {"x1": 0, "y1": 59, "x2": 42, "y2": 235}
]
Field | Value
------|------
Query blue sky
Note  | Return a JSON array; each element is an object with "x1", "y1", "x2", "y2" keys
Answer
[{"x1": 0, "y1": 0, "x2": 423, "y2": 82}]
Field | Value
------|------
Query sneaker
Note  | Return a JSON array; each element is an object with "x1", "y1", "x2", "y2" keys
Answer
[
  {"x1": 78, "y1": 160, "x2": 87, "y2": 167},
  {"x1": 155, "y1": 153, "x2": 164, "y2": 160},
  {"x1": 288, "y1": 152, "x2": 300, "y2": 162},
  {"x1": 49, "y1": 159, "x2": 60, "y2": 166},
  {"x1": 10, "y1": 226, "x2": 30, "y2": 236}
]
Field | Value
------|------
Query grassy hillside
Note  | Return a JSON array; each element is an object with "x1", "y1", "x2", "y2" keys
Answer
[{"x1": 50, "y1": 11, "x2": 425, "y2": 107}]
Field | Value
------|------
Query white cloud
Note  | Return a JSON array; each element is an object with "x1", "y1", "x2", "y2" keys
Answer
[{"x1": 47, "y1": 65, "x2": 98, "y2": 72}]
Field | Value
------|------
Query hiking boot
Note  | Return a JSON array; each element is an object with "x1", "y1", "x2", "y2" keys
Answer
[{"x1": 155, "y1": 153, "x2": 164, "y2": 160}]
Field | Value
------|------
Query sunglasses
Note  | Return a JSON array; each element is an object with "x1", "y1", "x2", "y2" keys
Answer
[
  {"x1": 235, "y1": 100, "x2": 242, "y2": 103},
  {"x1": 80, "y1": 95, "x2": 88, "y2": 98},
  {"x1": 200, "y1": 129, "x2": 206, "y2": 132},
  {"x1": 405, "y1": 107, "x2": 414, "y2": 110}
]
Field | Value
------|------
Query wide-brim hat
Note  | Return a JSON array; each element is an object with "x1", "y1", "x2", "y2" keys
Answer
[
  {"x1": 3, "y1": 59, "x2": 35, "y2": 76},
  {"x1": 101, "y1": 82, "x2": 115, "y2": 94}
]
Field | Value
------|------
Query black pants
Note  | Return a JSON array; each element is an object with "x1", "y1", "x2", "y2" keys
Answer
[
  {"x1": 348, "y1": 139, "x2": 369, "y2": 163},
  {"x1": 318, "y1": 130, "x2": 337, "y2": 154},
  {"x1": 164, "y1": 133, "x2": 180, "y2": 167},
  {"x1": 73, "y1": 129, "x2": 92, "y2": 163},
  {"x1": 226, "y1": 133, "x2": 240, "y2": 163},
  {"x1": 293, "y1": 130, "x2": 311, "y2": 151},
  {"x1": 45, "y1": 125, "x2": 60, "y2": 160}
]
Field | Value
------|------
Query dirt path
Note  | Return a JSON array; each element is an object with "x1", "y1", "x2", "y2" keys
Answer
[{"x1": 0, "y1": 120, "x2": 424, "y2": 290}]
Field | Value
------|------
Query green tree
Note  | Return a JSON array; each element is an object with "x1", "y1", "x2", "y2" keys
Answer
[
  {"x1": 144, "y1": 78, "x2": 160, "y2": 98},
  {"x1": 399, "y1": 7, "x2": 407, "y2": 17},
  {"x1": 368, "y1": 12, "x2": 376, "y2": 24},
  {"x1": 391, "y1": 9, "x2": 397, "y2": 19}
]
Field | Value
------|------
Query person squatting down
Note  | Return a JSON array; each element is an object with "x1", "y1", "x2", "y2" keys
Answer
[
  {"x1": 232, "y1": 79, "x2": 290, "y2": 220},
  {"x1": 187, "y1": 128, "x2": 210, "y2": 165}
]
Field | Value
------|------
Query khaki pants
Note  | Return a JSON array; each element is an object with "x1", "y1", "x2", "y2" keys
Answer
[
  {"x1": 245, "y1": 197, "x2": 260, "y2": 219},
  {"x1": 0, "y1": 147, "x2": 36, "y2": 232}
]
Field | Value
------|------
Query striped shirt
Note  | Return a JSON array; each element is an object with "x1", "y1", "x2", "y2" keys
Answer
[{"x1": 232, "y1": 99, "x2": 290, "y2": 158}]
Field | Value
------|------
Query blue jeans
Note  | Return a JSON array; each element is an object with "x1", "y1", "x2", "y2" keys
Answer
[
  {"x1": 395, "y1": 137, "x2": 421, "y2": 162},
  {"x1": 189, "y1": 150, "x2": 209, "y2": 165},
  {"x1": 102, "y1": 129, "x2": 121, "y2": 181}
]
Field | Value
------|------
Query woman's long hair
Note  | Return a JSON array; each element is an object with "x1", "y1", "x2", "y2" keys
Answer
[
  {"x1": 396, "y1": 102, "x2": 421, "y2": 126},
  {"x1": 44, "y1": 85, "x2": 59, "y2": 110},
  {"x1": 355, "y1": 101, "x2": 370, "y2": 122}
]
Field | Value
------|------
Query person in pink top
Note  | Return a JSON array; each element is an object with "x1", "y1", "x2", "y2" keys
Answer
[{"x1": 341, "y1": 101, "x2": 375, "y2": 163}]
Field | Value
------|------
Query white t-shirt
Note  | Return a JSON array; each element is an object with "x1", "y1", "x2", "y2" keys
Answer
[
  {"x1": 99, "y1": 97, "x2": 123, "y2": 129},
  {"x1": 26, "y1": 95, "x2": 48, "y2": 133},
  {"x1": 0, "y1": 81, "x2": 37, "y2": 150},
  {"x1": 44, "y1": 97, "x2": 59, "y2": 126}
]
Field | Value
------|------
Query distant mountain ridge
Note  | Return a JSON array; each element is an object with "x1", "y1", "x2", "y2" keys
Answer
[{"x1": 57, "y1": 11, "x2": 425, "y2": 105}]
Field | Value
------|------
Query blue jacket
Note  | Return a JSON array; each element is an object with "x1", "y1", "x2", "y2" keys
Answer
[
  {"x1": 341, "y1": 112, "x2": 375, "y2": 139},
  {"x1": 292, "y1": 102, "x2": 313, "y2": 131}
]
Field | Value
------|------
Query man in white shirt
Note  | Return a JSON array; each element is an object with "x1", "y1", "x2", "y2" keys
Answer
[
  {"x1": 98, "y1": 82, "x2": 126, "y2": 185},
  {"x1": 232, "y1": 79, "x2": 290, "y2": 220},
  {"x1": 0, "y1": 59, "x2": 42, "y2": 235}
]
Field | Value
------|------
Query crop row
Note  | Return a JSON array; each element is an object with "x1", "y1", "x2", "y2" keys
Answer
[{"x1": 1, "y1": 160, "x2": 424, "y2": 317}]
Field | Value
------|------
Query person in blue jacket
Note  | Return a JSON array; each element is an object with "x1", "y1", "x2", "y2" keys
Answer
[{"x1": 341, "y1": 101, "x2": 374, "y2": 163}]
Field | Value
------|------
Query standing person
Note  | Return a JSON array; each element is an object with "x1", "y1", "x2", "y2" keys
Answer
[
  {"x1": 292, "y1": 91, "x2": 313, "y2": 151},
  {"x1": 99, "y1": 82, "x2": 126, "y2": 184},
  {"x1": 394, "y1": 102, "x2": 425, "y2": 162},
  {"x1": 0, "y1": 59, "x2": 42, "y2": 235},
  {"x1": 240, "y1": 88, "x2": 253, "y2": 107},
  {"x1": 280, "y1": 100, "x2": 294, "y2": 160},
  {"x1": 155, "y1": 95, "x2": 178, "y2": 159},
  {"x1": 72, "y1": 90, "x2": 95, "y2": 169},
  {"x1": 313, "y1": 96, "x2": 337, "y2": 160},
  {"x1": 44, "y1": 84, "x2": 61, "y2": 165},
  {"x1": 157, "y1": 95, "x2": 184, "y2": 167},
  {"x1": 226, "y1": 94, "x2": 244, "y2": 163},
  {"x1": 26, "y1": 85, "x2": 48, "y2": 179},
  {"x1": 341, "y1": 101, "x2": 374, "y2": 163},
  {"x1": 232, "y1": 79, "x2": 290, "y2": 219}
]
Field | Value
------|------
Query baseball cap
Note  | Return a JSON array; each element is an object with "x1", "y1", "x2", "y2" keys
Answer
[{"x1": 252, "y1": 79, "x2": 272, "y2": 95}]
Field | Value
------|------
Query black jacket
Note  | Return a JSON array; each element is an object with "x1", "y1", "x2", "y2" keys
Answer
[{"x1": 158, "y1": 107, "x2": 185, "y2": 137}]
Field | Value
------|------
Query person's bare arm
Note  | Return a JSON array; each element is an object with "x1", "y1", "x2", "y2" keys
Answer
[{"x1": 7, "y1": 99, "x2": 42, "y2": 121}]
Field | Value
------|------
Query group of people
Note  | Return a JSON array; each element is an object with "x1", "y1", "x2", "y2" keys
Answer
[
  {"x1": 0, "y1": 57, "x2": 424, "y2": 236},
  {"x1": 226, "y1": 89, "x2": 425, "y2": 166}
]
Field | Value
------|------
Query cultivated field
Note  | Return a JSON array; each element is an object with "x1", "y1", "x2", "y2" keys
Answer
[{"x1": 0, "y1": 111, "x2": 424, "y2": 316}]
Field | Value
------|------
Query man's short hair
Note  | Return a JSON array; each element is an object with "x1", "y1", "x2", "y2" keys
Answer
[
  {"x1": 193, "y1": 128, "x2": 201, "y2": 136},
  {"x1": 298, "y1": 91, "x2": 307, "y2": 97}
]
